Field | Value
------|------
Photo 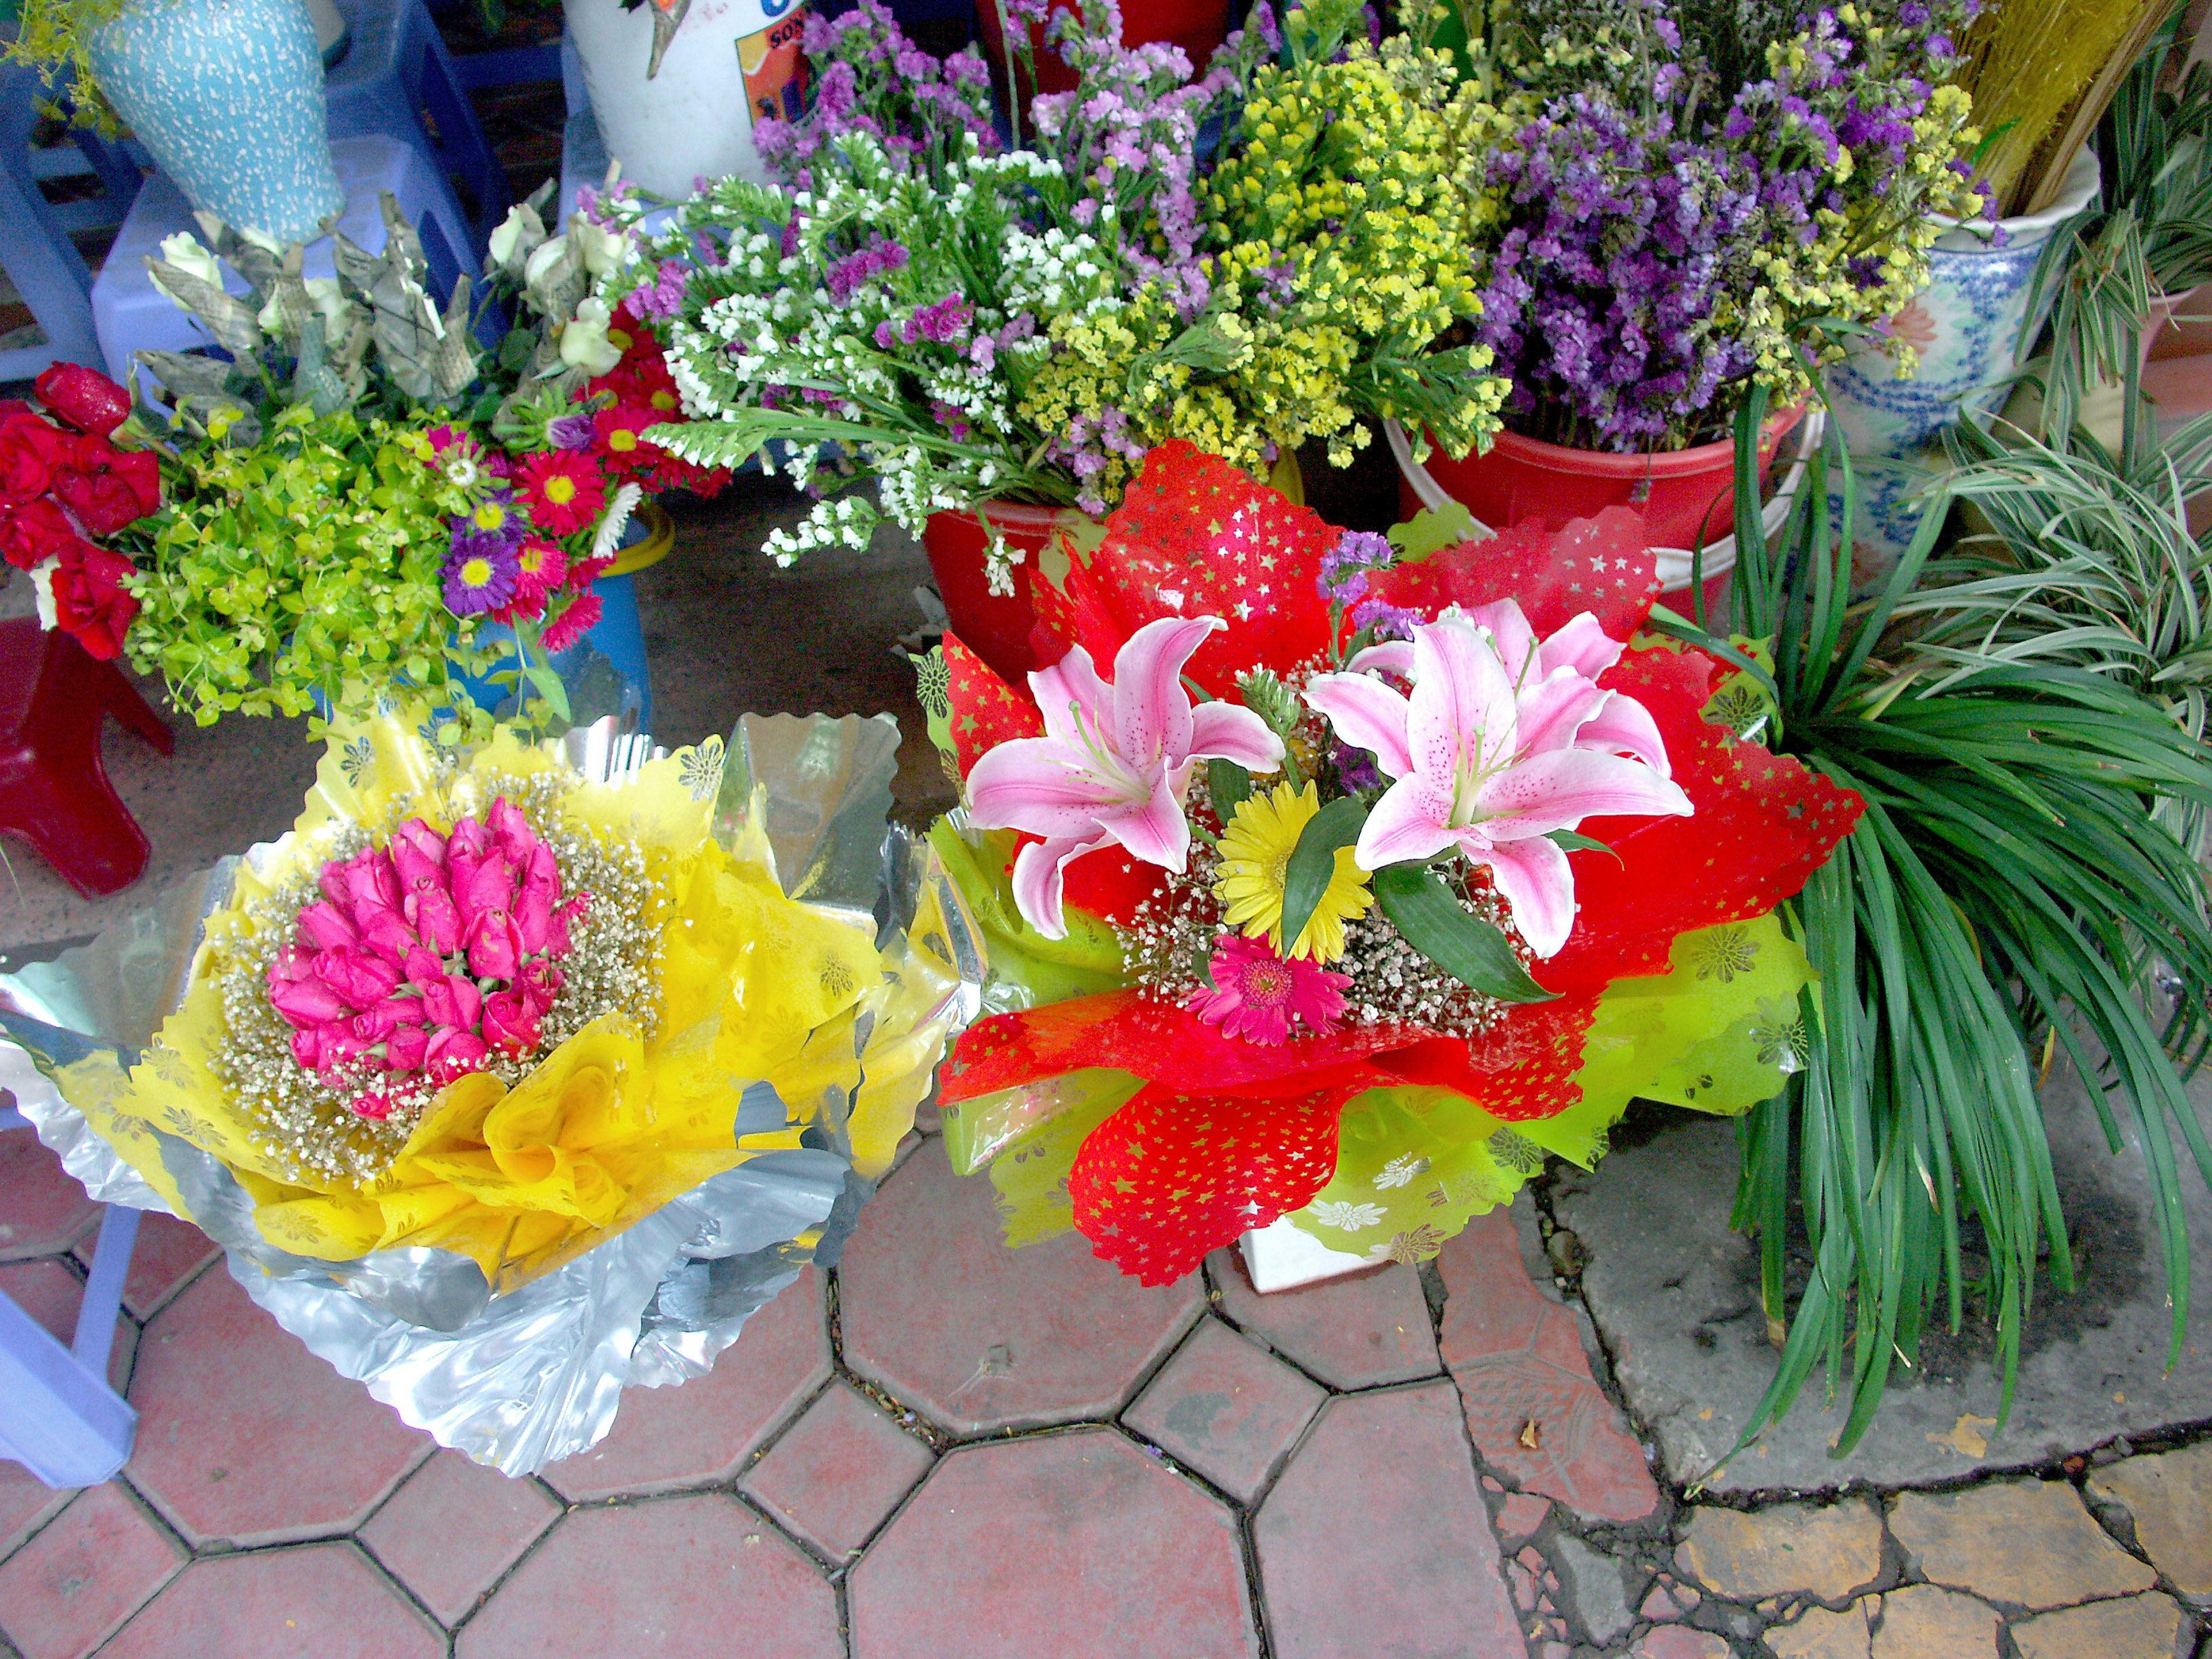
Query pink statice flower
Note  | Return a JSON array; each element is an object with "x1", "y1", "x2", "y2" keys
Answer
[{"x1": 1184, "y1": 936, "x2": 1349, "y2": 1045}]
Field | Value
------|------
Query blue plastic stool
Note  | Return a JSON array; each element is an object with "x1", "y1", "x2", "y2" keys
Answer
[
  {"x1": 0, "y1": 62, "x2": 114, "y2": 381},
  {"x1": 0, "y1": 1100, "x2": 141, "y2": 1488},
  {"x1": 324, "y1": 0, "x2": 509, "y2": 250},
  {"x1": 92, "y1": 132, "x2": 472, "y2": 388}
]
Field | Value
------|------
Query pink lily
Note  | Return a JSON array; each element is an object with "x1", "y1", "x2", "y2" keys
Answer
[
  {"x1": 966, "y1": 615, "x2": 1286, "y2": 940},
  {"x1": 1305, "y1": 602, "x2": 1693, "y2": 958}
]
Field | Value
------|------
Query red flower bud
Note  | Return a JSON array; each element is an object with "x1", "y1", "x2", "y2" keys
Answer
[{"x1": 34, "y1": 363, "x2": 132, "y2": 438}]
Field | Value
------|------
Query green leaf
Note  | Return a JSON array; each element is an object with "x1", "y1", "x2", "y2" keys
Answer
[
  {"x1": 1373, "y1": 865, "x2": 1555, "y2": 1004},
  {"x1": 1208, "y1": 758, "x2": 1252, "y2": 816},
  {"x1": 1279, "y1": 796, "x2": 1368, "y2": 953},
  {"x1": 1544, "y1": 828, "x2": 1619, "y2": 862}
]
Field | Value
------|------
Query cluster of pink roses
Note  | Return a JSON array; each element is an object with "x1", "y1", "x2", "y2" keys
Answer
[{"x1": 266, "y1": 800, "x2": 587, "y2": 1117}]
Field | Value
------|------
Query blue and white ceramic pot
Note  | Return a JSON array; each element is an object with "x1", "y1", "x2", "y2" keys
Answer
[
  {"x1": 85, "y1": 0, "x2": 344, "y2": 242},
  {"x1": 1824, "y1": 147, "x2": 2102, "y2": 460}
]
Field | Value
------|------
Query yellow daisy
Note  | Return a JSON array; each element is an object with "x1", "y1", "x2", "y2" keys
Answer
[{"x1": 1214, "y1": 781, "x2": 1373, "y2": 964}]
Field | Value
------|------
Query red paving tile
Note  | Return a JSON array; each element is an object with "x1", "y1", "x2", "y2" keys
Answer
[
  {"x1": 0, "y1": 1463, "x2": 73, "y2": 1563},
  {"x1": 1437, "y1": 1210, "x2": 1660, "y2": 1525},
  {"x1": 1255, "y1": 1381, "x2": 1527, "y2": 1659},
  {"x1": 849, "y1": 1428, "x2": 1257, "y2": 1659},
  {"x1": 71, "y1": 1213, "x2": 218, "y2": 1320},
  {"x1": 1208, "y1": 1248, "x2": 1441, "y2": 1389},
  {"x1": 1122, "y1": 1315, "x2": 1325, "y2": 1503},
  {"x1": 1497, "y1": 1491, "x2": 1551, "y2": 1540},
  {"x1": 357, "y1": 1450, "x2": 560, "y2": 1626},
  {"x1": 0, "y1": 1259, "x2": 133, "y2": 1393},
  {"x1": 0, "y1": 1128, "x2": 99, "y2": 1262},
  {"x1": 124, "y1": 1267, "x2": 431, "y2": 1547},
  {"x1": 456, "y1": 1493, "x2": 841, "y2": 1659},
  {"x1": 0, "y1": 1484, "x2": 181, "y2": 1659},
  {"x1": 839, "y1": 1138, "x2": 1203, "y2": 1434},
  {"x1": 737, "y1": 1380, "x2": 934, "y2": 1559},
  {"x1": 543, "y1": 1267, "x2": 829, "y2": 1501},
  {"x1": 98, "y1": 1541, "x2": 442, "y2": 1659}
]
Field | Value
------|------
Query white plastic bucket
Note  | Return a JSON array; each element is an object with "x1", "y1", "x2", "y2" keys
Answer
[{"x1": 563, "y1": 0, "x2": 809, "y2": 198}]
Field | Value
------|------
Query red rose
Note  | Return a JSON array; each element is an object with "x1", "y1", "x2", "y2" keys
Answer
[
  {"x1": 0, "y1": 411, "x2": 70, "y2": 507},
  {"x1": 41, "y1": 541, "x2": 140, "y2": 661},
  {"x1": 50, "y1": 438, "x2": 160, "y2": 535},
  {"x1": 33, "y1": 363, "x2": 132, "y2": 438},
  {"x1": 0, "y1": 497, "x2": 85, "y2": 571}
]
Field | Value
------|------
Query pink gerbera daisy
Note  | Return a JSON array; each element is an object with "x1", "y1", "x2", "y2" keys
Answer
[{"x1": 1183, "y1": 936, "x2": 1349, "y2": 1045}]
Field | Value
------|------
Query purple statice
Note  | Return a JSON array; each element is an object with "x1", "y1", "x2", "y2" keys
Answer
[
  {"x1": 628, "y1": 257, "x2": 691, "y2": 323},
  {"x1": 1317, "y1": 530, "x2": 1393, "y2": 605},
  {"x1": 824, "y1": 238, "x2": 911, "y2": 303},
  {"x1": 1334, "y1": 740, "x2": 1385, "y2": 793},
  {"x1": 1349, "y1": 597, "x2": 1421, "y2": 642}
]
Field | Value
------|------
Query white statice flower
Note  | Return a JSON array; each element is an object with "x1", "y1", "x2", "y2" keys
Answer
[{"x1": 1310, "y1": 1200, "x2": 1387, "y2": 1232}]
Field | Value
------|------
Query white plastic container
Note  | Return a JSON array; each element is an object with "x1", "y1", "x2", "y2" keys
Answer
[{"x1": 563, "y1": 0, "x2": 809, "y2": 198}]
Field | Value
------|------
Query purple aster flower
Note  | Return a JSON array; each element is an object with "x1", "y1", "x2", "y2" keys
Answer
[{"x1": 442, "y1": 536, "x2": 520, "y2": 616}]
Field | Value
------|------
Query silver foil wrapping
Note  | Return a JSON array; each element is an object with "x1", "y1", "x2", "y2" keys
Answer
[{"x1": 0, "y1": 713, "x2": 981, "y2": 1474}]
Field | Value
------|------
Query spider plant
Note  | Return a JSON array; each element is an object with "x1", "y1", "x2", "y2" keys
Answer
[{"x1": 1660, "y1": 386, "x2": 2212, "y2": 1456}]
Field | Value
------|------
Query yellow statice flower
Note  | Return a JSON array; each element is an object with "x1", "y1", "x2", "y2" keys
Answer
[{"x1": 1215, "y1": 781, "x2": 1373, "y2": 964}]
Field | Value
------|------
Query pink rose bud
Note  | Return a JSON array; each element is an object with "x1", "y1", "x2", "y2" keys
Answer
[
  {"x1": 446, "y1": 815, "x2": 494, "y2": 861},
  {"x1": 520, "y1": 959, "x2": 565, "y2": 1012},
  {"x1": 349, "y1": 1092, "x2": 393, "y2": 1122},
  {"x1": 348, "y1": 851, "x2": 406, "y2": 915},
  {"x1": 487, "y1": 798, "x2": 537, "y2": 862},
  {"x1": 313, "y1": 947, "x2": 403, "y2": 1011},
  {"x1": 296, "y1": 899, "x2": 362, "y2": 952},
  {"x1": 290, "y1": 1026, "x2": 325, "y2": 1070},
  {"x1": 453, "y1": 853, "x2": 516, "y2": 933},
  {"x1": 357, "y1": 907, "x2": 418, "y2": 965},
  {"x1": 518, "y1": 843, "x2": 559, "y2": 900},
  {"x1": 408, "y1": 885, "x2": 464, "y2": 956},
  {"x1": 424, "y1": 1027, "x2": 490, "y2": 1084},
  {"x1": 383, "y1": 1022, "x2": 430, "y2": 1071},
  {"x1": 480, "y1": 989, "x2": 541, "y2": 1056},
  {"x1": 465, "y1": 908, "x2": 525, "y2": 979},
  {"x1": 316, "y1": 1022, "x2": 369, "y2": 1068},
  {"x1": 404, "y1": 945, "x2": 446, "y2": 986},
  {"x1": 268, "y1": 968, "x2": 351, "y2": 1028},
  {"x1": 421, "y1": 972, "x2": 484, "y2": 1032}
]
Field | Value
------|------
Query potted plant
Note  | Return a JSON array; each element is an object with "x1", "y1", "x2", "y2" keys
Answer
[
  {"x1": 621, "y1": 0, "x2": 1509, "y2": 684},
  {"x1": 562, "y1": 0, "x2": 812, "y2": 198},
  {"x1": 6, "y1": 0, "x2": 344, "y2": 241},
  {"x1": 1421, "y1": 0, "x2": 1982, "y2": 562}
]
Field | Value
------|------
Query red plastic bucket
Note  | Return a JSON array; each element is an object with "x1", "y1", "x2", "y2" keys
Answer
[
  {"x1": 1410, "y1": 407, "x2": 1805, "y2": 550},
  {"x1": 973, "y1": 0, "x2": 1234, "y2": 100},
  {"x1": 923, "y1": 500, "x2": 1079, "y2": 685}
]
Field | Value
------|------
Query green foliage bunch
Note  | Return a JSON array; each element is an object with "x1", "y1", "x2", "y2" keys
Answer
[{"x1": 126, "y1": 405, "x2": 484, "y2": 724}]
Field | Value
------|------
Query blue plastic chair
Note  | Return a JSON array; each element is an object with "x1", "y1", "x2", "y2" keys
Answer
[
  {"x1": 0, "y1": 62, "x2": 123, "y2": 381},
  {"x1": 324, "y1": 0, "x2": 508, "y2": 251},
  {"x1": 0, "y1": 1100, "x2": 141, "y2": 1488}
]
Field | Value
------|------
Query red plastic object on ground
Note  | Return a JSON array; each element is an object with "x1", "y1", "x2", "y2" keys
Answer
[
  {"x1": 0, "y1": 618, "x2": 173, "y2": 897},
  {"x1": 973, "y1": 0, "x2": 1235, "y2": 100},
  {"x1": 923, "y1": 499, "x2": 1079, "y2": 686},
  {"x1": 1410, "y1": 405, "x2": 1804, "y2": 550}
]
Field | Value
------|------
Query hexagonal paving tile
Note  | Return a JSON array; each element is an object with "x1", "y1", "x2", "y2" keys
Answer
[
  {"x1": 357, "y1": 1451, "x2": 561, "y2": 1627},
  {"x1": 97, "y1": 1541, "x2": 442, "y2": 1659},
  {"x1": 456, "y1": 1493, "x2": 841, "y2": 1659},
  {"x1": 849, "y1": 1427, "x2": 1257, "y2": 1659},
  {"x1": 1438, "y1": 1209, "x2": 1660, "y2": 1525},
  {"x1": 1123, "y1": 1316, "x2": 1325, "y2": 1503},
  {"x1": 0, "y1": 1463, "x2": 74, "y2": 1564},
  {"x1": 124, "y1": 1267, "x2": 431, "y2": 1547},
  {"x1": 1208, "y1": 1248, "x2": 1442, "y2": 1390},
  {"x1": 737, "y1": 1380, "x2": 934, "y2": 1560},
  {"x1": 0, "y1": 1128, "x2": 99, "y2": 1263},
  {"x1": 0, "y1": 1258, "x2": 134, "y2": 1393},
  {"x1": 0, "y1": 1483, "x2": 182, "y2": 1659},
  {"x1": 1255, "y1": 1381, "x2": 1525, "y2": 1659},
  {"x1": 839, "y1": 1138, "x2": 1203, "y2": 1435},
  {"x1": 543, "y1": 1267, "x2": 829, "y2": 1502},
  {"x1": 71, "y1": 1213, "x2": 217, "y2": 1321}
]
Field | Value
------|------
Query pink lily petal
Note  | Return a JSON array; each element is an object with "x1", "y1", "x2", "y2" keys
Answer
[
  {"x1": 1476, "y1": 748, "x2": 1694, "y2": 838},
  {"x1": 1409, "y1": 618, "x2": 1520, "y2": 789},
  {"x1": 1344, "y1": 639, "x2": 1416, "y2": 679},
  {"x1": 1509, "y1": 673, "x2": 1612, "y2": 759},
  {"x1": 1100, "y1": 775, "x2": 1192, "y2": 872},
  {"x1": 1305, "y1": 672, "x2": 1415, "y2": 777},
  {"x1": 1355, "y1": 775, "x2": 1461, "y2": 869},
  {"x1": 1112, "y1": 615, "x2": 1218, "y2": 769},
  {"x1": 968, "y1": 736, "x2": 1142, "y2": 838},
  {"x1": 1476, "y1": 834, "x2": 1578, "y2": 958},
  {"x1": 1010, "y1": 832, "x2": 1113, "y2": 941},
  {"x1": 1536, "y1": 611, "x2": 1627, "y2": 680},
  {"x1": 1574, "y1": 691, "x2": 1673, "y2": 775},
  {"x1": 1465, "y1": 600, "x2": 1539, "y2": 683},
  {"x1": 1029, "y1": 646, "x2": 1111, "y2": 748},
  {"x1": 1188, "y1": 700, "x2": 1287, "y2": 772}
]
